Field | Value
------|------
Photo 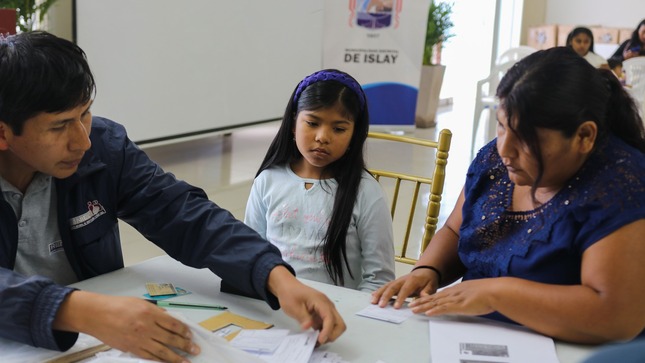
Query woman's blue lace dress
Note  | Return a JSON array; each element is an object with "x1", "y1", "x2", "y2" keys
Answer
[{"x1": 459, "y1": 135, "x2": 645, "y2": 325}]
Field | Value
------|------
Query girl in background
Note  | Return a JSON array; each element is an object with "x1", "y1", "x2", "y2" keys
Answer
[
  {"x1": 566, "y1": 26, "x2": 608, "y2": 68},
  {"x1": 245, "y1": 69, "x2": 395, "y2": 292}
]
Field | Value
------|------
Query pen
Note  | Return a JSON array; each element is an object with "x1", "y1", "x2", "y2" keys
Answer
[{"x1": 145, "y1": 299, "x2": 228, "y2": 310}]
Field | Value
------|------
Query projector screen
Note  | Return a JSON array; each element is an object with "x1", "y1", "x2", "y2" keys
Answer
[{"x1": 75, "y1": 1, "x2": 323, "y2": 143}]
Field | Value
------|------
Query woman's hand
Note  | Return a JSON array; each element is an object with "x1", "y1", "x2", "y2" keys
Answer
[
  {"x1": 371, "y1": 268, "x2": 440, "y2": 309},
  {"x1": 408, "y1": 279, "x2": 497, "y2": 317},
  {"x1": 54, "y1": 291, "x2": 199, "y2": 363}
]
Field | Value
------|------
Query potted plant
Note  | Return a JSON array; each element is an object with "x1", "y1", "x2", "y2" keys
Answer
[
  {"x1": 0, "y1": 0, "x2": 59, "y2": 33},
  {"x1": 416, "y1": 1, "x2": 454, "y2": 128}
]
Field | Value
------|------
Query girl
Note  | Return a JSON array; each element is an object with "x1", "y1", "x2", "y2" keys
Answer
[
  {"x1": 566, "y1": 26, "x2": 608, "y2": 68},
  {"x1": 245, "y1": 69, "x2": 395, "y2": 292}
]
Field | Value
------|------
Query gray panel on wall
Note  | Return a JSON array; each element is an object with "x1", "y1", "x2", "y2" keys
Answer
[{"x1": 76, "y1": 1, "x2": 323, "y2": 142}]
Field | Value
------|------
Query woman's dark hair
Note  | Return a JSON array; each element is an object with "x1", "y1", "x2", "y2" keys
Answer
[
  {"x1": 256, "y1": 69, "x2": 369, "y2": 286},
  {"x1": 629, "y1": 18, "x2": 645, "y2": 47},
  {"x1": 496, "y1": 46, "x2": 645, "y2": 199},
  {"x1": 0, "y1": 31, "x2": 96, "y2": 135},
  {"x1": 566, "y1": 26, "x2": 595, "y2": 53}
]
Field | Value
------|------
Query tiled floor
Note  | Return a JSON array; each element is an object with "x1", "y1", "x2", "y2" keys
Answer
[{"x1": 119, "y1": 94, "x2": 484, "y2": 278}]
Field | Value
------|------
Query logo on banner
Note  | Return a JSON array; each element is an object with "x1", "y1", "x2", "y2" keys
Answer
[{"x1": 349, "y1": 0, "x2": 402, "y2": 29}]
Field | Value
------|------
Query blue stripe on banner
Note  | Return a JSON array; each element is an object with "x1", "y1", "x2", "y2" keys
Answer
[{"x1": 363, "y1": 82, "x2": 417, "y2": 125}]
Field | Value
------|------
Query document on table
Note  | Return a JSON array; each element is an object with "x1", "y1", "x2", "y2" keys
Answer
[
  {"x1": 429, "y1": 317, "x2": 560, "y2": 363},
  {"x1": 231, "y1": 329, "x2": 319, "y2": 363},
  {"x1": 355, "y1": 303, "x2": 415, "y2": 324}
]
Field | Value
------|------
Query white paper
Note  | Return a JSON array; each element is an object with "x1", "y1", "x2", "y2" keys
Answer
[
  {"x1": 82, "y1": 312, "x2": 266, "y2": 363},
  {"x1": 242, "y1": 330, "x2": 319, "y2": 363},
  {"x1": 355, "y1": 304, "x2": 415, "y2": 324},
  {"x1": 309, "y1": 350, "x2": 350, "y2": 363},
  {"x1": 429, "y1": 317, "x2": 560, "y2": 363},
  {"x1": 230, "y1": 329, "x2": 290, "y2": 353}
]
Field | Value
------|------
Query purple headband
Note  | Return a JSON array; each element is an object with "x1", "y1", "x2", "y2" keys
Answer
[{"x1": 293, "y1": 70, "x2": 366, "y2": 110}]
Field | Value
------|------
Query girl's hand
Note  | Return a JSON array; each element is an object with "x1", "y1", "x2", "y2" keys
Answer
[
  {"x1": 408, "y1": 279, "x2": 497, "y2": 317},
  {"x1": 371, "y1": 268, "x2": 439, "y2": 309}
]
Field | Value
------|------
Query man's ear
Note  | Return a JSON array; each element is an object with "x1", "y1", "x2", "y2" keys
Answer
[
  {"x1": 576, "y1": 121, "x2": 597, "y2": 155},
  {"x1": 0, "y1": 121, "x2": 12, "y2": 151}
]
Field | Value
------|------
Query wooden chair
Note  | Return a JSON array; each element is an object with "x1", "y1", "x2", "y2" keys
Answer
[{"x1": 366, "y1": 130, "x2": 452, "y2": 265}]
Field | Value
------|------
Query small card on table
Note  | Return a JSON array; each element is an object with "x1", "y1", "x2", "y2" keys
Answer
[{"x1": 145, "y1": 282, "x2": 177, "y2": 297}]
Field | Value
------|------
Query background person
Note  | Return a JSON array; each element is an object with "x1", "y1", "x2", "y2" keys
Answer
[
  {"x1": 0, "y1": 31, "x2": 345, "y2": 362},
  {"x1": 611, "y1": 18, "x2": 645, "y2": 62},
  {"x1": 372, "y1": 47, "x2": 645, "y2": 344},
  {"x1": 566, "y1": 26, "x2": 608, "y2": 68}
]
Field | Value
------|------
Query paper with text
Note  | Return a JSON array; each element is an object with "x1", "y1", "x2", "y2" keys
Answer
[{"x1": 429, "y1": 317, "x2": 560, "y2": 363}]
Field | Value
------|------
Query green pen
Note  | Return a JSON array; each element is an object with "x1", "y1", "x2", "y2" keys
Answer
[{"x1": 145, "y1": 299, "x2": 228, "y2": 310}]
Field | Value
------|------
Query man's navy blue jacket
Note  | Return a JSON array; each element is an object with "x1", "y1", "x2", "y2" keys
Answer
[{"x1": 0, "y1": 117, "x2": 289, "y2": 351}]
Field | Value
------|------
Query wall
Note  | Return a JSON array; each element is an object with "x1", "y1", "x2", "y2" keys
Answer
[
  {"x1": 75, "y1": 0, "x2": 324, "y2": 143},
  {"x1": 518, "y1": 0, "x2": 644, "y2": 50},
  {"x1": 43, "y1": 0, "x2": 73, "y2": 40},
  {"x1": 545, "y1": 0, "x2": 644, "y2": 29}
]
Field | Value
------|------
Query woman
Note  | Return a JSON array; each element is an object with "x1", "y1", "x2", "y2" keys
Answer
[
  {"x1": 611, "y1": 18, "x2": 645, "y2": 62},
  {"x1": 372, "y1": 47, "x2": 645, "y2": 344}
]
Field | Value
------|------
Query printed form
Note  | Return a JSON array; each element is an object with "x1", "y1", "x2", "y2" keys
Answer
[{"x1": 429, "y1": 317, "x2": 560, "y2": 363}]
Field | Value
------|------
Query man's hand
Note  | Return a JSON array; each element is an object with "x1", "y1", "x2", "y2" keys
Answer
[
  {"x1": 267, "y1": 266, "x2": 346, "y2": 345},
  {"x1": 54, "y1": 291, "x2": 200, "y2": 362}
]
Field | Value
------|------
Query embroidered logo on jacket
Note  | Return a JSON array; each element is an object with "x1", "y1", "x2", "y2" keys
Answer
[{"x1": 69, "y1": 200, "x2": 106, "y2": 230}]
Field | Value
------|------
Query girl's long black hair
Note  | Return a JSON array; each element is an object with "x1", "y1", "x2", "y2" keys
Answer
[{"x1": 256, "y1": 69, "x2": 370, "y2": 286}]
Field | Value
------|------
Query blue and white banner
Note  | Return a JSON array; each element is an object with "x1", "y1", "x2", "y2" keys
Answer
[{"x1": 323, "y1": 0, "x2": 430, "y2": 125}]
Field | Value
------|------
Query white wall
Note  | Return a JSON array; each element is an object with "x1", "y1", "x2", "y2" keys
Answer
[
  {"x1": 545, "y1": 0, "x2": 644, "y2": 29},
  {"x1": 76, "y1": 0, "x2": 324, "y2": 143}
]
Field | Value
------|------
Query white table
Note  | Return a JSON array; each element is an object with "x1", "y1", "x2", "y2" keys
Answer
[{"x1": 5, "y1": 255, "x2": 600, "y2": 362}]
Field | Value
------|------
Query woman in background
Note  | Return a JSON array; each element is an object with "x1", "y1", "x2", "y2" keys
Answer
[{"x1": 612, "y1": 18, "x2": 645, "y2": 62}]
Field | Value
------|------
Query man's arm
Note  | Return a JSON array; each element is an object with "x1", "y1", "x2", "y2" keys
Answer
[{"x1": 0, "y1": 269, "x2": 77, "y2": 350}]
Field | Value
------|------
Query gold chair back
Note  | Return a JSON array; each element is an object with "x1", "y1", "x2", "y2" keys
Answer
[{"x1": 366, "y1": 130, "x2": 452, "y2": 265}]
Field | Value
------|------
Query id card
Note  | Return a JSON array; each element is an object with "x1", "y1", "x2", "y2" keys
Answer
[{"x1": 145, "y1": 282, "x2": 177, "y2": 297}]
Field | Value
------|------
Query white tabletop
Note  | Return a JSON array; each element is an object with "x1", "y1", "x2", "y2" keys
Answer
[{"x1": 5, "y1": 255, "x2": 600, "y2": 363}]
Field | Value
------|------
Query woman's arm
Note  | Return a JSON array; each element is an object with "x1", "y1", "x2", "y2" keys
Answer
[
  {"x1": 371, "y1": 188, "x2": 466, "y2": 308},
  {"x1": 410, "y1": 218, "x2": 645, "y2": 343}
]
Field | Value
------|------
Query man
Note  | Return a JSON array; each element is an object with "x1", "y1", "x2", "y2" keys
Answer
[{"x1": 0, "y1": 31, "x2": 345, "y2": 362}]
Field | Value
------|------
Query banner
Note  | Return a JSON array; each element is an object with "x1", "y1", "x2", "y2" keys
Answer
[{"x1": 323, "y1": 0, "x2": 430, "y2": 125}]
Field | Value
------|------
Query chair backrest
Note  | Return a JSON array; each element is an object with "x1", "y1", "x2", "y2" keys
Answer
[
  {"x1": 495, "y1": 46, "x2": 537, "y2": 65},
  {"x1": 366, "y1": 130, "x2": 452, "y2": 265},
  {"x1": 479, "y1": 46, "x2": 536, "y2": 98},
  {"x1": 477, "y1": 59, "x2": 518, "y2": 99},
  {"x1": 623, "y1": 56, "x2": 645, "y2": 119}
]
